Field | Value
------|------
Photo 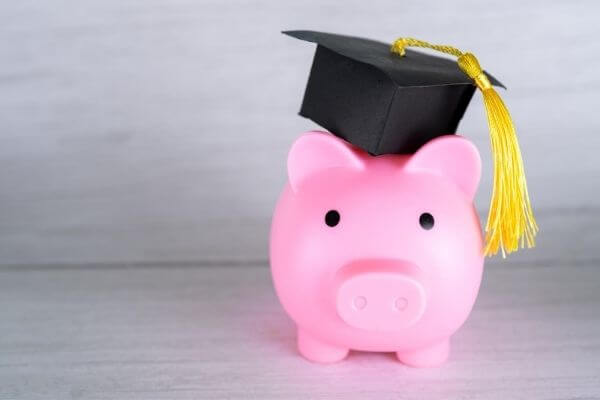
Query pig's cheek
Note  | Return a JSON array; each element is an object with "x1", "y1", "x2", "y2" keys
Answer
[
  {"x1": 410, "y1": 209, "x2": 484, "y2": 331},
  {"x1": 270, "y1": 208, "x2": 334, "y2": 322},
  {"x1": 271, "y1": 250, "x2": 336, "y2": 326},
  {"x1": 293, "y1": 226, "x2": 339, "y2": 288},
  {"x1": 427, "y1": 267, "x2": 482, "y2": 324},
  {"x1": 422, "y1": 251, "x2": 484, "y2": 334}
]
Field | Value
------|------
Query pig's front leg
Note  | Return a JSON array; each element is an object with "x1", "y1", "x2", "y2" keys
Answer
[
  {"x1": 297, "y1": 329, "x2": 349, "y2": 363},
  {"x1": 396, "y1": 339, "x2": 450, "y2": 368}
]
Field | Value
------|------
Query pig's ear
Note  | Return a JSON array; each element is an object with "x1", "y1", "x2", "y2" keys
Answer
[
  {"x1": 287, "y1": 131, "x2": 364, "y2": 192},
  {"x1": 405, "y1": 135, "x2": 481, "y2": 199}
]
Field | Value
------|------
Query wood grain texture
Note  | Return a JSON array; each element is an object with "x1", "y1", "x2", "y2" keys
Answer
[
  {"x1": 1, "y1": 0, "x2": 599, "y2": 265},
  {"x1": 0, "y1": 260, "x2": 599, "y2": 399}
]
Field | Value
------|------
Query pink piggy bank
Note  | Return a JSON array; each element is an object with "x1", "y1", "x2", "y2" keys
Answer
[{"x1": 270, "y1": 131, "x2": 484, "y2": 367}]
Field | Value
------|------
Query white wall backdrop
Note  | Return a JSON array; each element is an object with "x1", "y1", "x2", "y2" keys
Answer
[{"x1": 0, "y1": 0, "x2": 599, "y2": 265}]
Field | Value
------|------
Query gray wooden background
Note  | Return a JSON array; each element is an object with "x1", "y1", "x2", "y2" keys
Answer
[{"x1": 1, "y1": 0, "x2": 599, "y2": 266}]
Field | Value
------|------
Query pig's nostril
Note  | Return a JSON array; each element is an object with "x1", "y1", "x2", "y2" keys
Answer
[
  {"x1": 394, "y1": 297, "x2": 409, "y2": 311},
  {"x1": 353, "y1": 296, "x2": 367, "y2": 310}
]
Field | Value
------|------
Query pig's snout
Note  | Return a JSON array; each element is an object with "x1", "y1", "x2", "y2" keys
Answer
[{"x1": 335, "y1": 261, "x2": 426, "y2": 332}]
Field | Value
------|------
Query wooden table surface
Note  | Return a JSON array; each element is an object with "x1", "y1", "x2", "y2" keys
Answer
[{"x1": 1, "y1": 257, "x2": 599, "y2": 399}]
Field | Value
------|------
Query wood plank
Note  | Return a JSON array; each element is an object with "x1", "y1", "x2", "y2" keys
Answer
[{"x1": 0, "y1": 261, "x2": 598, "y2": 399}]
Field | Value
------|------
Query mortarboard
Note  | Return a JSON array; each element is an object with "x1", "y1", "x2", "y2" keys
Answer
[{"x1": 284, "y1": 30, "x2": 538, "y2": 257}]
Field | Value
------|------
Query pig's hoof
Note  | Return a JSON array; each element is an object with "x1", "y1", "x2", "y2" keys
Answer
[
  {"x1": 297, "y1": 330, "x2": 349, "y2": 363},
  {"x1": 396, "y1": 340, "x2": 450, "y2": 368}
]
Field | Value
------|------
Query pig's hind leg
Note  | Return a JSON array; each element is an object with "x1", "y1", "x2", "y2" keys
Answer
[
  {"x1": 297, "y1": 329, "x2": 349, "y2": 363},
  {"x1": 396, "y1": 339, "x2": 450, "y2": 368}
]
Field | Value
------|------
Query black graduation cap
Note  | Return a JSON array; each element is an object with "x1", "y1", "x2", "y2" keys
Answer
[
  {"x1": 283, "y1": 30, "x2": 538, "y2": 257},
  {"x1": 284, "y1": 30, "x2": 503, "y2": 155}
]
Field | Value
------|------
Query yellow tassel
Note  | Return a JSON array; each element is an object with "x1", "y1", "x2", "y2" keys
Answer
[{"x1": 391, "y1": 39, "x2": 538, "y2": 257}]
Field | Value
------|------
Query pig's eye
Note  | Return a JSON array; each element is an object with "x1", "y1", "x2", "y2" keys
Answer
[
  {"x1": 419, "y1": 212, "x2": 435, "y2": 230},
  {"x1": 325, "y1": 210, "x2": 340, "y2": 227}
]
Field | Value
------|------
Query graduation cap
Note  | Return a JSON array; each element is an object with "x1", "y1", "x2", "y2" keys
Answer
[{"x1": 284, "y1": 30, "x2": 538, "y2": 257}]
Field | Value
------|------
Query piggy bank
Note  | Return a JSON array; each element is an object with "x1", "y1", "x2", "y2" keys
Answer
[{"x1": 269, "y1": 131, "x2": 484, "y2": 367}]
